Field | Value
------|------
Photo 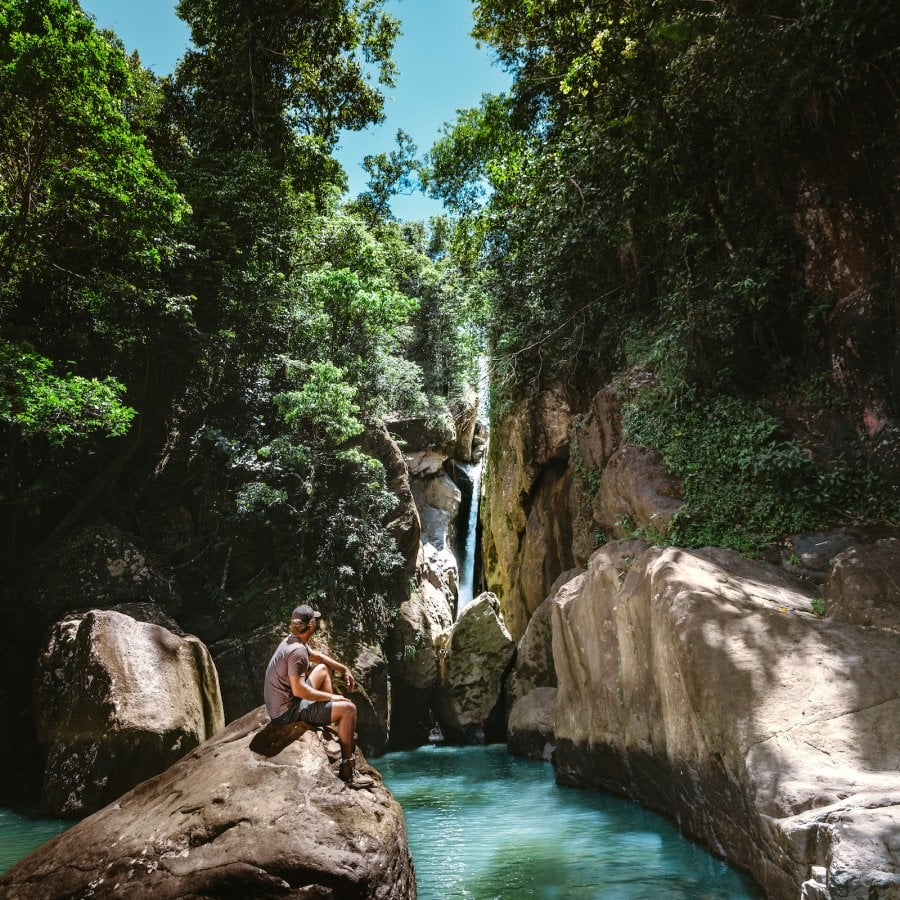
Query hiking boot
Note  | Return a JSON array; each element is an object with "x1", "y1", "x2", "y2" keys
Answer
[{"x1": 338, "y1": 758, "x2": 375, "y2": 789}]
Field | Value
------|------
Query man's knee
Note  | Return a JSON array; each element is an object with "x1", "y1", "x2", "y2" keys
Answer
[{"x1": 332, "y1": 698, "x2": 356, "y2": 719}]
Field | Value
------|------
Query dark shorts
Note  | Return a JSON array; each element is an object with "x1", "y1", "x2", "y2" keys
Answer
[{"x1": 272, "y1": 698, "x2": 333, "y2": 727}]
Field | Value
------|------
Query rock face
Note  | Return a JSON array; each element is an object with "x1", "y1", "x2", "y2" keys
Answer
[
  {"x1": 593, "y1": 443, "x2": 684, "y2": 539},
  {"x1": 387, "y1": 580, "x2": 455, "y2": 747},
  {"x1": 824, "y1": 537, "x2": 900, "y2": 633},
  {"x1": 507, "y1": 687, "x2": 557, "y2": 761},
  {"x1": 34, "y1": 608, "x2": 224, "y2": 817},
  {"x1": 432, "y1": 593, "x2": 516, "y2": 742},
  {"x1": 22, "y1": 525, "x2": 182, "y2": 626},
  {"x1": 547, "y1": 541, "x2": 900, "y2": 899},
  {"x1": 481, "y1": 384, "x2": 576, "y2": 640},
  {"x1": 0, "y1": 707, "x2": 415, "y2": 899}
]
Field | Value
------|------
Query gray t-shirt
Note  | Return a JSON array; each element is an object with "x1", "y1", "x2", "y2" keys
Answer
[{"x1": 264, "y1": 635, "x2": 310, "y2": 719}]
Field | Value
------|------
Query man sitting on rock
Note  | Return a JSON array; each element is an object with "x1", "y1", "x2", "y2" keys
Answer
[{"x1": 264, "y1": 604, "x2": 374, "y2": 789}]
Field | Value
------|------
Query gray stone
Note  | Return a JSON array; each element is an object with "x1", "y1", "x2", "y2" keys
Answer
[
  {"x1": 432, "y1": 593, "x2": 516, "y2": 743},
  {"x1": 0, "y1": 707, "x2": 414, "y2": 899},
  {"x1": 824, "y1": 537, "x2": 900, "y2": 632},
  {"x1": 552, "y1": 541, "x2": 900, "y2": 898},
  {"x1": 35, "y1": 608, "x2": 224, "y2": 817},
  {"x1": 507, "y1": 687, "x2": 557, "y2": 761},
  {"x1": 411, "y1": 470, "x2": 461, "y2": 552}
]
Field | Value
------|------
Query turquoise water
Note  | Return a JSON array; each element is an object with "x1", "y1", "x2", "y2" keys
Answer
[
  {"x1": 0, "y1": 807, "x2": 70, "y2": 874},
  {"x1": 377, "y1": 744, "x2": 763, "y2": 900},
  {"x1": 2, "y1": 746, "x2": 763, "y2": 897}
]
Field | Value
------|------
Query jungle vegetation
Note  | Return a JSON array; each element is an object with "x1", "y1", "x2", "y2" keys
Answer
[
  {"x1": 0, "y1": 0, "x2": 484, "y2": 638},
  {"x1": 1, "y1": 0, "x2": 897, "y2": 637},
  {"x1": 426, "y1": 0, "x2": 898, "y2": 551}
]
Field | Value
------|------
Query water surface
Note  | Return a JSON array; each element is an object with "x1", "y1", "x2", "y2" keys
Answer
[
  {"x1": 377, "y1": 744, "x2": 763, "y2": 899},
  {"x1": 0, "y1": 807, "x2": 70, "y2": 874}
]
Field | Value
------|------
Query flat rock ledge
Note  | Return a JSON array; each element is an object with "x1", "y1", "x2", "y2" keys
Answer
[{"x1": 1, "y1": 707, "x2": 416, "y2": 899}]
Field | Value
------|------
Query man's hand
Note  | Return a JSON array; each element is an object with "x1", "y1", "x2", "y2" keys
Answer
[{"x1": 343, "y1": 667, "x2": 356, "y2": 691}]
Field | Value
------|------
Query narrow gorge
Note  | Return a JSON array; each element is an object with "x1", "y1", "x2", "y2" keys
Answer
[{"x1": 1, "y1": 0, "x2": 897, "y2": 898}]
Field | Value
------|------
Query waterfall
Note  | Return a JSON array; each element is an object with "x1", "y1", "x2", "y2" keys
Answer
[{"x1": 455, "y1": 458, "x2": 483, "y2": 614}]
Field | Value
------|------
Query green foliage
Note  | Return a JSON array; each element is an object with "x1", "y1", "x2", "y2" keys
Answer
[
  {"x1": 0, "y1": 345, "x2": 135, "y2": 445},
  {"x1": 811, "y1": 597, "x2": 826, "y2": 617},
  {"x1": 622, "y1": 390, "x2": 899, "y2": 552},
  {"x1": 427, "y1": 0, "x2": 896, "y2": 402},
  {"x1": 356, "y1": 129, "x2": 421, "y2": 221},
  {"x1": 275, "y1": 363, "x2": 363, "y2": 449}
]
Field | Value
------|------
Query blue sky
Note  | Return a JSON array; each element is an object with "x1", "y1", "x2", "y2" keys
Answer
[{"x1": 80, "y1": 0, "x2": 510, "y2": 221}]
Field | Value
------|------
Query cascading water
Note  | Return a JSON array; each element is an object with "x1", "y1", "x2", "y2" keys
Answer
[
  {"x1": 454, "y1": 458, "x2": 483, "y2": 614},
  {"x1": 455, "y1": 358, "x2": 489, "y2": 616}
]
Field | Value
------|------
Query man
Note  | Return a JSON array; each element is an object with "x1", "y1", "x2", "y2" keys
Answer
[{"x1": 264, "y1": 604, "x2": 374, "y2": 788}]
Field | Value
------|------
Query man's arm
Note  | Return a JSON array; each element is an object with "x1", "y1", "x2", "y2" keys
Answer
[
  {"x1": 289, "y1": 674, "x2": 341, "y2": 703},
  {"x1": 308, "y1": 648, "x2": 356, "y2": 691}
]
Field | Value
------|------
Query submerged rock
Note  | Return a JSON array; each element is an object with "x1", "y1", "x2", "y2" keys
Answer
[
  {"x1": 0, "y1": 707, "x2": 415, "y2": 899},
  {"x1": 549, "y1": 541, "x2": 900, "y2": 899},
  {"x1": 34, "y1": 608, "x2": 224, "y2": 817}
]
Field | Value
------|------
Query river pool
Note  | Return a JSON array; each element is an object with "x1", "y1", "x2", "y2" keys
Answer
[
  {"x1": 377, "y1": 743, "x2": 763, "y2": 899},
  {"x1": 1, "y1": 743, "x2": 764, "y2": 897}
]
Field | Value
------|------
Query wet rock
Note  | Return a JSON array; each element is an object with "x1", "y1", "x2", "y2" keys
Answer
[
  {"x1": 824, "y1": 537, "x2": 900, "y2": 632},
  {"x1": 507, "y1": 687, "x2": 557, "y2": 761},
  {"x1": 552, "y1": 541, "x2": 900, "y2": 898},
  {"x1": 34, "y1": 608, "x2": 224, "y2": 817},
  {"x1": 0, "y1": 707, "x2": 414, "y2": 899},
  {"x1": 432, "y1": 593, "x2": 516, "y2": 743}
]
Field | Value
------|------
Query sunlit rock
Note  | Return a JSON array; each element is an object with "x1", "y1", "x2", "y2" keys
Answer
[
  {"x1": 593, "y1": 443, "x2": 683, "y2": 539},
  {"x1": 552, "y1": 540, "x2": 900, "y2": 898}
]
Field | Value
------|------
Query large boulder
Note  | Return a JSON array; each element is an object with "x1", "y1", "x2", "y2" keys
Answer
[
  {"x1": 0, "y1": 707, "x2": 415, "y2": 899},
  {"x1": 432, "y1": 593, "x2": 516, "y2": 742},
  {"x1": 505, "y1": 567, "x2": 581, "y2": 711},
  {"x1": 34, "y1": 608, "x2": 224, "y2": 817},
  {"x1": 507, "y1": 687, "x2": 557, "y2": 761},
  {"x1": 552, "y1": 541, "x2": 900, "y2": 899},
  {"x1": 386, "y1": 584, "x2": 452, "y2": 748},
  {"x1": 410, "y1": 470, "x2": 461, "y2": 552},
  {"x1": 824, "y1": 537, "x2": 900, "y2": 632},
  {"x1": 593, "y1": 443, "x2": 684, "y2": 539}
]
